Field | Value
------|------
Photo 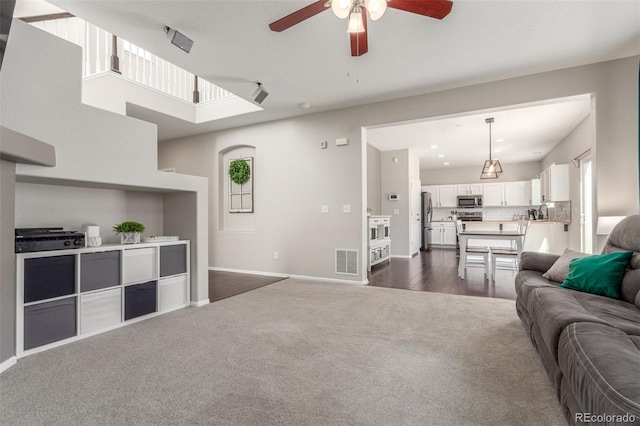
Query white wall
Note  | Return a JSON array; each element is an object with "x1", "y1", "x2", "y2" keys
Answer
[
  {"x1": 160, "y1": 55, "x2": 638, "y2": 282},
  {"x1": 159, "y1": 112, "x2": 364, "y2": 282},
  {"x1": 381, "y1": 150, "x2": 410, "y2": 257},
  {"x1": 541, "y1": 115, "x2": 594, "y2": 251},
  {"x1": 0, "y1": 21, "x2": 211, "y2": 362},
  {"x1": 367, "y1": 144, "x2": 382, "y2": 215},
  {"x1": 15, "y1": 183, "x2": 164, "y2": 245},
  {"x1": 421, "y1": 161, "x2": 541, "y2": 185},
  {"x1": 1, "y1": 21, "x2": 209, "y2": 305}
]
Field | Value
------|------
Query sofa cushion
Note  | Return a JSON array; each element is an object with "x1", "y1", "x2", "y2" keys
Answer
[
  {"x1": 559, "y1": 251, "x2": 633, "y2": 299},
  {"x1": 603, "y1": 215, "x2": 640, "y2": 305},
  {"x1": 543, "y1": 248, "x2": 590, "y2": 282},
  {"x1": 529, "y1": 287, "x2": 640, "y2": 362},
  {"x1": 515, "y1": 269, "x2": 558, "y2": 306},
  {"x1": 558, "y1": 322, "x2": 640, "y2": 418}
]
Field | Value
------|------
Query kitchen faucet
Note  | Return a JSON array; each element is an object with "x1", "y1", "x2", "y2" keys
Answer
[{"x1": 539, "y1": 203, "x2": 549, "y2": 221}]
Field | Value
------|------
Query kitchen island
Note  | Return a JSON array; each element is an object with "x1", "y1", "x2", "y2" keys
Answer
[{"x1": 460, "y1": 220, "x2": 569, "y2": 254}]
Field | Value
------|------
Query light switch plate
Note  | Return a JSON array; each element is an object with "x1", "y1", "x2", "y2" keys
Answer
[
  {"x1": 321, "y1": 205, "x2": 329, "y2": 213},
  {"x1": 343, "y1": 204, "x2": 351, "y2": 213},
  {"x1": 394, "y1": 209, "x2": 400, "y2": 215}
]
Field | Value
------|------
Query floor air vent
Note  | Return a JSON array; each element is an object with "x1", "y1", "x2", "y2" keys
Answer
[{"x1": 335, "y1": 249, "x2": 358, "y2": 276}]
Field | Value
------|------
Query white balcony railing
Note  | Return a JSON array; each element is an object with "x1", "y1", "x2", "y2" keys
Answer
[{"x1": 30, "y1": 16, "x2": 234, "y2": 104}]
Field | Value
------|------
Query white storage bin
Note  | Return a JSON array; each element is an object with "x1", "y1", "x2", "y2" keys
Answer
[
  {"x1": 158, "y1": 275, "x2": 188, "y2": 313},
  {"x1": 80, "y1": 288, "x2": 121, "y2": 334},
  {"x1": 123, "y1": 247, "x2": 157, "y2": 284}
]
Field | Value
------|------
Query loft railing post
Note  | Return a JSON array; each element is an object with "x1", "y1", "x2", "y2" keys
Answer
[
  {"x1": 193, "y1": 75, "x2": 200, "y2": 104},
  {"x1": 110, "y1": 34, "x2": 121, "y2": 74}
]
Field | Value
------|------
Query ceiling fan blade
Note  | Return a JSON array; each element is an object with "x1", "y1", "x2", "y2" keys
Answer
[
  {"x1": 350, "y1": 9, "x2": 368, "y2": 56},
  {"x1": 387, "y1": 0, "x2": 453, "y2": 19},
  {"x1": 269, "y1": 0, "x2": 329, "y2": 32}
]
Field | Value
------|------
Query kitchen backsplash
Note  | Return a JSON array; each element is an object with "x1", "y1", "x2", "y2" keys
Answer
[{"x1": 433, "y1": 201, "x2": 571, "y2": 222}]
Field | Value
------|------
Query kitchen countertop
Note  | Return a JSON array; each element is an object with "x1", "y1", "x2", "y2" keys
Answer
[{"x1": 435, "y1": 219, "x2": 570, "y2": 225}]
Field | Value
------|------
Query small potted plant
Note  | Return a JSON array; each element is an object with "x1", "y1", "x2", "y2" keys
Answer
[{"x1": 113, "y1": 221, "x2": 145, "y2": 244}]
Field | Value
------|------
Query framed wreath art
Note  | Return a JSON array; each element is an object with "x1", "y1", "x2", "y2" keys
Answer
[{"x1": 228, "y1": 157, "x2": 253, "y2": 213}]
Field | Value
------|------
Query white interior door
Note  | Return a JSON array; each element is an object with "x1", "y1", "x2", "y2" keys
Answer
[{"x1": 410, "y1": 177, "x2": 422, "y2": 255}]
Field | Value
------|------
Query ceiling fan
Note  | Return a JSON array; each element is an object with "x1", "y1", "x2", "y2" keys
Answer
[{"x1": 269, "y1": 0, "x2": 453, "y2": 57}]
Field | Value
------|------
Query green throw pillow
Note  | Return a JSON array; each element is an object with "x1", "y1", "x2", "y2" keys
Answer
[{"x1": 559, "y1": 251, "x2": 633, "y2": 298}]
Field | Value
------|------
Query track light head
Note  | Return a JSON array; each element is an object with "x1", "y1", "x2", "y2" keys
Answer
[
  {"x1": 252, "y1": 82, "x2": 269, "y2": 105},
  {"x1": 164, "y1": 25, "x2": 193, "y2": 53}
]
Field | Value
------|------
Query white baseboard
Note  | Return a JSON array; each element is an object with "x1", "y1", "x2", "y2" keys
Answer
[
  {"x1": 190, "y1": 299, "x2": 210, "y2": 307},
  {"x1": 287, "y1": 273, "x2": 367, "y2": 285},
  {"x1": 209, "y1": 267, "x2": 366, "y2": 285},
  {"x1": 0, "y1": 356, "x2": 17, "y2": 374},
  {"x1": 209, "y1": 266, "x2": 288, "y2": 279},
  {"x1": 391, "y1": 255, "x2": 412, "y2": 259}
]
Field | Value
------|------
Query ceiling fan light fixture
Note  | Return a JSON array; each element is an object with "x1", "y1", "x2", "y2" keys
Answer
[
  {"x1": 480, "y1": 117, "x2": 504, "y2": 179},
  {"x1": 365, "y1": 0, "x2": 387, "y2": 20},
  {"x1": 346, "y1": 10, "x2": 365, "y2": 33},
  {"x1": 331, "y1": 0, "x2": 352, "y2": 19}
]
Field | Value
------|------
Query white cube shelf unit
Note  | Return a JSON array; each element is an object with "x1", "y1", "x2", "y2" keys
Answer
[
  {"x1": 16, "y1": 240, "x2": 190, "y2": 358},
  {"x1": 368, "y1": 215, "x2": 391, "y2": 271}
]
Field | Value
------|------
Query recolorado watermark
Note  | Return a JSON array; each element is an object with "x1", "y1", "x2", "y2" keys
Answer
[{"x1": 575, "y1": 412, "x2": 636, "y2": 423}]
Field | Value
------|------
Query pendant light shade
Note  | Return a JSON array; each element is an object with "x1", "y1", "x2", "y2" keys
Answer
[
  {"x1": 480, "y1": 118, "x2": 503, "y2": 179},
  {"x1": 346, "y1": 9, "x2": 365, "y2": 33}
]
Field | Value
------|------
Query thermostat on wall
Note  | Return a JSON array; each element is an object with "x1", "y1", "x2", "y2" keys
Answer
[{"x1": 388, "y1": 194, "x2": 398, "y2": 201}]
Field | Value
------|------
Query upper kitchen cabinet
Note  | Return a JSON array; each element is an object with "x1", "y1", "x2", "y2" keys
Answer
[
  {"x1": 483, "y1": 181, "x2": 531, "y2": 206},
  {"x1": 540, "y1": 164, "x2": 569, "y2": 202},
  {"x1": 456, "y1": 184, "x2": 483, "y2": 196},
  {"x1": 422, "y1": 185, "x2": 457, "y2": 207}
]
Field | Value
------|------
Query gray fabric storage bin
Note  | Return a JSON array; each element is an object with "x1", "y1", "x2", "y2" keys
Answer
[
  {"x1": 81, "y1": 251, "x2": 121, "y2": 292},
  {"x1": 124, "y1": 281, "x2": 157, "y2": 320},
  {"x1": 24, "y1": 255, "x2": 75, "y2": 303},
  {"x1": 24, "y1": 297, "x2": 77, "y2": 350},
  {"x1": 160, "y1": 244, "x2": 187, "y2": 277}
]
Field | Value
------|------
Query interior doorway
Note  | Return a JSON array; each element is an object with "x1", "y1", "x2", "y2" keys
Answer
[{"x1": 410, "y1": 176, "x2": 422, "y2": 255}]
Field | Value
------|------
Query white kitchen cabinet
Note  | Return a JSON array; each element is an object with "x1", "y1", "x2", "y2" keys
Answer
[
  {"x1": 431, "y1": 221, "x2": 456, "y2": 246},
  {"x1": 483, "y1": 183, "x2": 504, "y2": 206},
  {"x1": 439, "y1": 185, "x2": 458, "y2": 207},
  {"x1": 368, "y1": 215, "x2": 391, "y2": 271},
  {"x1": 482, "y1": 181, "x2": 530, "y2": 206},
  {"x1": 456, "y1": 184, "x2": 483, "y2": 196},
  {"x1": 530, "y1": 178, "x2": 542, "y2": 205},
  {"x1": 422, "y1": 185, "x2": 457, "y2": 207},
  {"x1": 540, "y1": 164, "x2": 569, "y2": 202},
  {"x1": 504, "y1": 181, "x2": 529, "y2": 206},
  {"x1": 525, "y1": 223, "x2": 569, "y2": 254}
]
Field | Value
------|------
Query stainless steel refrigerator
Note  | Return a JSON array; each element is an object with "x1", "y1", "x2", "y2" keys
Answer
[{"x1": 421, "y1": 191, "x2": 433, "y2": 251}]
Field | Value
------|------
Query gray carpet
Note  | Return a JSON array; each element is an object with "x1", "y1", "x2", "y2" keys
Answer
[{"x1": 0, "y1": 279, "x2": 565, "y2": 426}]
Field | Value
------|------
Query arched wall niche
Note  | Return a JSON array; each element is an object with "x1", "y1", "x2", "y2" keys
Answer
[{"x1": 218, "y1": 145, "x2": 256, "y2": 232}]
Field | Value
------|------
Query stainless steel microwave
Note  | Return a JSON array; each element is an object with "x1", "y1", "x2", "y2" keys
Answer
[{"x1": 457, "y1": 195, "x2": 483, "y2": 208}]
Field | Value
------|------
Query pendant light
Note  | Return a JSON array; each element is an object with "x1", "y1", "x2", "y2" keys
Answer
[{"x1": 480, "y1": 117, "x2": 503, "y2": 179}]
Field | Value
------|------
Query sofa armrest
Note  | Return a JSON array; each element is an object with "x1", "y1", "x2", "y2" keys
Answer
[{"x1": 519, "y1": 251, "x2": 560, "y2": 273}]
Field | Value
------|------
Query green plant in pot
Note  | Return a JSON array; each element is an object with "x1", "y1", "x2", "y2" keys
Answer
[{"x1": 113, "y1": 221, "x2": 145, "y2": 244}]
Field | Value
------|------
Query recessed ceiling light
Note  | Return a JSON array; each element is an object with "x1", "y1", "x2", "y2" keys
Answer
[
  {"x1": 444, "y1": 162, "x2": 450, "y2": 166},
  {"x1": 496, "y1": 138, "x2": 504, "y2": 142},
  {"x1": 438, "y1": 154, "x2": 444, "y2": 158},
  {"x1": 431, "y1": 145, "x2": 438, "y2": 149},
  {"x1": 494, "y1": 149, "x2": 501, "y2": 153},
  {"x1": 300, "y1": 102, "x2": 311, "y2": 109}
]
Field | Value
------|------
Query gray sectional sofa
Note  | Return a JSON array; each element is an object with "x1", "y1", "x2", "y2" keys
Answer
[{"x1": 515, "y1": 215, "x2": 640, "y2": 425}]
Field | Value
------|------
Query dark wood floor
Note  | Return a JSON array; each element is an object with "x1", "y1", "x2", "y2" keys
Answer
[
  {"x1": 208, "y1": 271, "x2": 286, "y2": 302},
  {"x1": 367, "y1": 248, "x2": 517, "y2": 300}
]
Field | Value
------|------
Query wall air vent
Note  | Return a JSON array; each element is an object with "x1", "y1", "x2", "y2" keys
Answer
[{"x1": 335, "y1": 249, "x2": 358, "y2": 276}]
